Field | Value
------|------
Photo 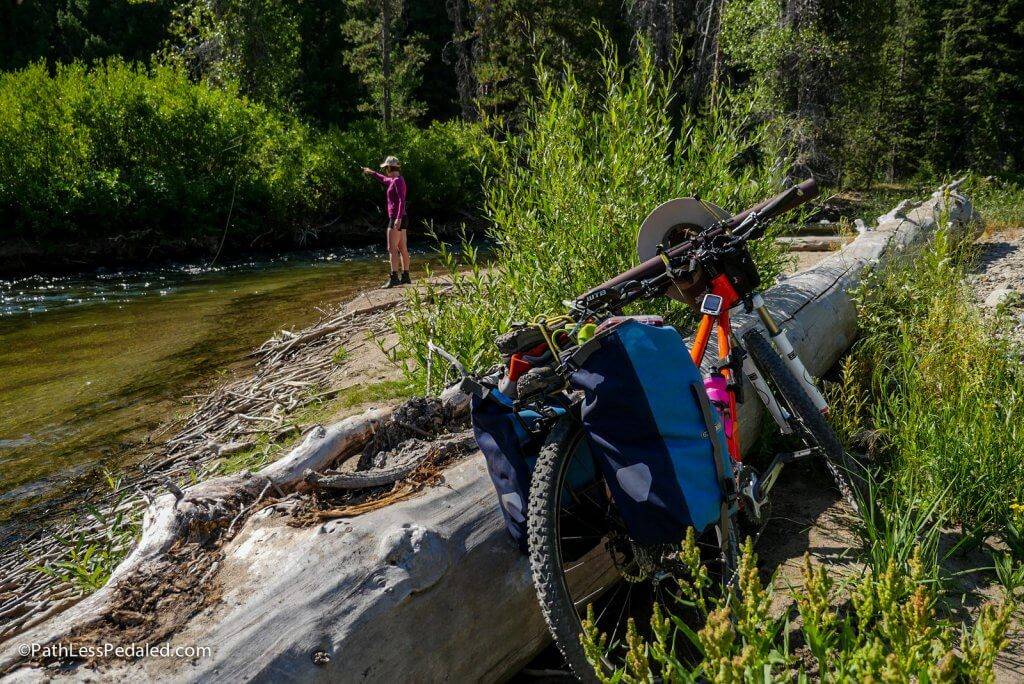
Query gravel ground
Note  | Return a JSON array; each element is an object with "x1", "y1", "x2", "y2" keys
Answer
[{"x1": 968, "y1": 227, "x2": 1024, "y2": 347}]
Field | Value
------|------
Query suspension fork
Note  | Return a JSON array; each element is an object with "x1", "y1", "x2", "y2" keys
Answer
[{"x1": 750, "y1": 293, "x2": 829, "y2": 414}]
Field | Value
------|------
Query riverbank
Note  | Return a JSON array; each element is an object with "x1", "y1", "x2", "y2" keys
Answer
[
  {"x1": 4, "y1": 183, "x2": 1005, "y2": 682},
  {"x1": 0, "y1": 187, "x2": 889, "y2": 651},
  {"x1": 0, "y1": 248, "x2": 446, "y2": 533},
  {"x1": 0, "y1": 223, "x2": 481, "y2": 278},
  {"x1": 0, "y1": 261, "x2": 456, "y2": 641}
]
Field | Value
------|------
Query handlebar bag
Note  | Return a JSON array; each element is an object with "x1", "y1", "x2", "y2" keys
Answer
[
  {"x1": 471, "y1": 392, "x2": 595, "y2": 551},
  {"x1": 566, "y1": 319, "x2": 733, "y2": 544}
]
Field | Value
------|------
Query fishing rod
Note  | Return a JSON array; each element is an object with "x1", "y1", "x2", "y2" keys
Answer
[{"x1": 329, "y1": 139, "x2": 368, "y2": 174}]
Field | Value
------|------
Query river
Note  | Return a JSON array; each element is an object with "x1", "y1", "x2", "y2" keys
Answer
[{"x1": 0, "y1": 250, "x2": 434, "y2": 530}]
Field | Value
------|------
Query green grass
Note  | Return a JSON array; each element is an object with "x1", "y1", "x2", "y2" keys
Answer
[
  {"x1": 963, "y1": 174, "x2": 1024, "y2": 231},
  {"x1": 393, "y1": 41, "x2": 792, "y2": 385},
  {"x1": 332, "y1": 345, "x2": 349, "y2": 365},
  {"x1": 830, "y1": 226, "x2": 1024, "y2": 550},
  {"x1": 333, "y1": 378, "x2": 416, "y2": 408},
  {"x1": 212, "y1": 378, "x2": 415, "y2": 476}
]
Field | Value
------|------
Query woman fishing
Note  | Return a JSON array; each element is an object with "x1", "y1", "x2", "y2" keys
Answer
[{"x1": 361, "y1": 156, "x2": 410, "y2": 288}]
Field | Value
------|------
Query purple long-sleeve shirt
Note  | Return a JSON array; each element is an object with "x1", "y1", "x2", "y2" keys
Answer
[{"x1": 371, "y1": 171, "x2": 407, "y2": 220}]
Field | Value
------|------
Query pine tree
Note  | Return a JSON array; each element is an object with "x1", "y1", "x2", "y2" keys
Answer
[
  {"x1": 163, "y1": 0, "x2": 301, "y2": 105},
  {"x1": 928, "y1": 0, "x2": 1024, "y2": 172},
  {"x1": 341, "y1": 0, "x2": 428, "y2": 125}
]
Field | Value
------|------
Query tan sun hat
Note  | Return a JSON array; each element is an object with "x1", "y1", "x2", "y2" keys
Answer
[{"x1": 379, "y1": 155, "x2": 401, "y2": 169}]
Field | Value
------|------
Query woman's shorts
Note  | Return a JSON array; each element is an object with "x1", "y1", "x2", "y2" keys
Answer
[{"x1": 388, "y1": 218, "x2": 407, "y2": 230}]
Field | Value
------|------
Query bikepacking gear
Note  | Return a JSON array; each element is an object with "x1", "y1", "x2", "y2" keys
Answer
[
  {"x1": 471, "y1": 391, "x2": 591, "y2": 550},
  {"x1": 565, "y1": 319, "x2": 734, "y2": 544},
  {"x1": 472, "y1": 318, "x2": 734, "y2": 549}
]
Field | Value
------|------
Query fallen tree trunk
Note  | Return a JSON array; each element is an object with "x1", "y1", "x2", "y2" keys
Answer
[{"x1": 0, "y1": 183, "x2": 979, "y2": 682}]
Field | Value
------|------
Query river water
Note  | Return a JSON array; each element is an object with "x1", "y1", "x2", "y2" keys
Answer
[{"x1": 0, "y1": 250, "x2": 432, "y2": 528}]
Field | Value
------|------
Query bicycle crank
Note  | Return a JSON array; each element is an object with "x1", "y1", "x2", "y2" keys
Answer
[{"x1": 740, "y1": 448, "x2": 816, "y2": 523}]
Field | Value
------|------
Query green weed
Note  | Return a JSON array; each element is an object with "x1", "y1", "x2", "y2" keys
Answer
[
  {"x1": 832, "y1": 227, "x2": 1024, "y2": 551},
  {"x1": 33, "y1": 471, "x2": 141, "y2": 593},
  {"x1": 582, "y1": 532, "x2": 1015, "y2": 681},
  {"x1": 332, "y1": 345, "x2": 349, "y2": 364}
]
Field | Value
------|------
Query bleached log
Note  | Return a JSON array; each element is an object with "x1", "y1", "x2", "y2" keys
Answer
[{"x1": 0, "y1": 183, "x2": 979, "y2": 683}]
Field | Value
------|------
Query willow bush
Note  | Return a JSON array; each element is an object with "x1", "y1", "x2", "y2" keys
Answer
[
  {"x1": 0, "y1": 60, "x2": 482, "y2": 256},
  {"x1": 394, "y1": 45, "x2": 791, "y2": 383}
]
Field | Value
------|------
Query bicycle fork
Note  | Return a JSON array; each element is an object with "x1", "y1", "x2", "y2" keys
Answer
[{"x1": 750, "y1": 293, "x2": 829, "y2": 415}]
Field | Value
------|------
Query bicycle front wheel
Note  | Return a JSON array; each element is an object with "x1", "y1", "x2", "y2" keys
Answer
[
  {"x1": 742, "y1": 328, "x2": 865, "y2": 509},
  {"x1": 527, "y1": 414, "x2": 737, "y2": 681}
]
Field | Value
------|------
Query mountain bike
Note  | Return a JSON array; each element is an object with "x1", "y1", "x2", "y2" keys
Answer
[{"x1": 450, "y1": 179, "x2": 864, "y2": 680}]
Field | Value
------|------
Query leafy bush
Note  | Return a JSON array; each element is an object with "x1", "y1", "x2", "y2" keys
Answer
[
  {"x1": 0, "y1": 60, "x2": 482, "y2": 258},
  {"x1": 394, "y1": 44, "x2": 791, "y2": 383},
  {"x1": 314, "y1": 118, "x2": 484, "y2": 221}
]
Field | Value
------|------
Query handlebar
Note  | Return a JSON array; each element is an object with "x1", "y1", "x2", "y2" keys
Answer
[{"x1": 579, "y1": 178, "x2": 818, "y2": 299}]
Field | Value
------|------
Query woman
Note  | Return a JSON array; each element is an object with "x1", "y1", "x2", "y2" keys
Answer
[{"x1": 362, "y1": 156, "x2": 410, "y2": 288}]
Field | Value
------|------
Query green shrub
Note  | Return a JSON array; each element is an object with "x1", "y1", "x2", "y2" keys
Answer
[
  {"x1": 313, "y1": 118, "x2": 484, "y2": 222},
  {"x1": 0, "y1": 60, "x2": 483, "y2": 257},
  {"x1": 394, "y1": 44, "x2": 791, "y2": 383},
  {"x1": 581, "y1": 532, "x2": 1015, "y2": 682}
]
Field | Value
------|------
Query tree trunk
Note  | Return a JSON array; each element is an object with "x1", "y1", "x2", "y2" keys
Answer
[
  {"x1": 380, "y1": 0, "x2": 393, "y2": 127},
  {"x1": 445, "y1": 0, "x2": 476, "y2": 120},
  {"x1": 691, "y1": 0, "x2": 722, "y2": 107}
]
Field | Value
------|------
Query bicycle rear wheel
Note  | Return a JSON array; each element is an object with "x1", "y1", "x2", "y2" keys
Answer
[
  {"x1": 742, "y1": 328, "x2": 865, "y2": 509},
  {"x1": 527, "y1": 414, "x2": 738, "y2": 681}
]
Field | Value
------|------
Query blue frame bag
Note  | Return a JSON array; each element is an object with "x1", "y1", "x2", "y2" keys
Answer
[{"x1": 473, "y1": 318, "x2": 732, "y2": 549}]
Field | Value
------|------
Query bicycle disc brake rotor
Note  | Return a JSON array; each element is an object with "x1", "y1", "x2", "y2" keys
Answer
[
  {"x1": 606, "y1": 535, "x2": 674, "y2": 584},
  {"x1": 636, "y1": 198, "x2": 727, "y2": 304}
]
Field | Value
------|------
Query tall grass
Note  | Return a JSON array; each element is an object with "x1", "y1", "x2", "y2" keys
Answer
[
  {"x1": 831, "y1": 227, "x2": 1024, "y2": 553},
  {"x1": 963, "y1": 174, "x2": 1024, "y2": 231},
  {"x1": 394, "y1": 44, "x2": 791, "y2": 381}
]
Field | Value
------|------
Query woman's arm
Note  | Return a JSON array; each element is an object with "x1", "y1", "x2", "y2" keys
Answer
[{"x1": 362, "y1": 167, "x2": 387, "y2": 184}]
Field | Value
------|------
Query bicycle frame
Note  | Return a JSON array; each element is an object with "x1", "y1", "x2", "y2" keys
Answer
[{"x1": 688, "y1": 275, "x2": 829, "y2": 462}]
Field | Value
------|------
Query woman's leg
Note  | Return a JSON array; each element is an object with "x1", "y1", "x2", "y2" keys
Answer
[
  {"x1": 398, "y1": 227, "x2": 410, "y2": 272},
  {"x1": 388, "y1": 226, "x2": 402, "y2": 273}
]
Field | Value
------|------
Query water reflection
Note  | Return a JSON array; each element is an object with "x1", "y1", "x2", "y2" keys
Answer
[
  {"x1": 0, "y1": 248, "x2": 434, "y2": 525},
  {"x1": 0, "y1": 249, "x2": 378, "y2": 317}
]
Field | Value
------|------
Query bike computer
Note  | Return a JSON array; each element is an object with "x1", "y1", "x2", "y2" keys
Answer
[{"x1": 700, "y1": 293, "x2": 724, "y2": 315}]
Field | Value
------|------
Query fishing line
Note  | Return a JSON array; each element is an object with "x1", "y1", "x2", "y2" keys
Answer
[{"x1": 210, "y1": 177, "x2": 240, "y2": 268}]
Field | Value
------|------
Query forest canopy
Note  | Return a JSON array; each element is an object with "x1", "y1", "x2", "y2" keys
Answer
[{"x1": 0, "y1": 0, "x2": 1022, "y2": 264}]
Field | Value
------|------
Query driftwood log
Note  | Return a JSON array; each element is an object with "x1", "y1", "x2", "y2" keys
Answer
[{"x1": 0, "y1": 183, "x2": 979, "y2": 682}]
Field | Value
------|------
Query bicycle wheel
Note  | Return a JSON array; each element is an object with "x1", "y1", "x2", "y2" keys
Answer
[
  {"x1": 742, "y1": 328, "x2": 865, "y2": 509},
  {"x1": 527, "y1": 414, "x2": 738, "y2": 681}
]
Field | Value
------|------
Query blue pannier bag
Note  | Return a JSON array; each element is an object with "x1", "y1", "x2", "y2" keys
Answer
[
  {"x1": 472, "y1": 391, "x2": 596, "y2": 550},
  {"x1": 471, "y1": 391, "x2": 541, "y2": 549},
  {"x1": 566, "y1": 319, "x2": 734, "y2": 545}
]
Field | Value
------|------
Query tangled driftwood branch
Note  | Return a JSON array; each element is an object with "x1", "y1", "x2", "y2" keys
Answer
[{"x1": 0, "y1": 290, "x2": 403, "y2": 643}]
